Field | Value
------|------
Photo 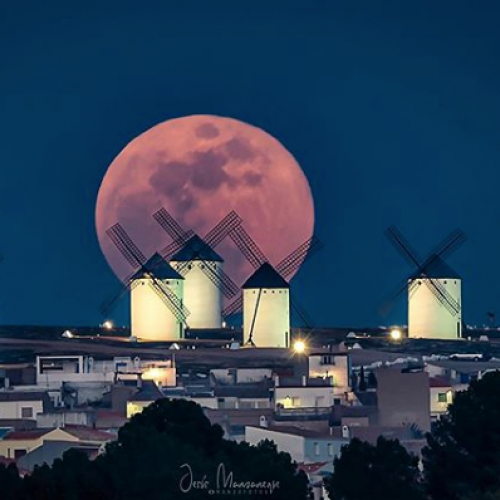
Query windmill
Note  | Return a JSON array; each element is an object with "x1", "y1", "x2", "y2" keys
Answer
[
  {"x1": 384, "y1": 226, "x2": 466, "y2": 340},
  {"x1": 223, "y1": 224, "x2": 323, "y2": 348},
  {"x1": 101, "y1": 223, "x2": 189, "y2": 341},
  {"x1": 153, "y1": 209, "x2": 242, "y2": 329}
]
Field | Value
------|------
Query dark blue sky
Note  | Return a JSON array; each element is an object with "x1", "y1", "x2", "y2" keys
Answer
[{"x1": 1, "y1": 1, "x2": 499, "y2": 327}]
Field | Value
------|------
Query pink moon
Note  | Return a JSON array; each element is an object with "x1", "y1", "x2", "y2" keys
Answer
[{"x1": 95, "y1": 115, "x2": 315, "y2": 293}]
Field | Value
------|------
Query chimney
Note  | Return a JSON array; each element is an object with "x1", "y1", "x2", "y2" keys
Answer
[{"x1": 342, "y1": 425, "x2": 350, "y2": 439}]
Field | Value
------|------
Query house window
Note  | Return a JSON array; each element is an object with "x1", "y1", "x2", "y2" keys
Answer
[
  {"x1": 14, "y1": 449, "x2": 27, "y2": 459},
  {"x1": 314, "y1": 442, "x2": 320, "y2": 456},
  {"x1": 437, "y1": 393, "x2": 448, "y2": 403},
  {"x1": 327, "y1": 443, "x2": 334, "y2": 456},
  {"x1": 322, "y1": 355, "x2": 335, "y2": 365},
  {"x1": 21, "y1": 407, "x2": 33, "y2": 418}
]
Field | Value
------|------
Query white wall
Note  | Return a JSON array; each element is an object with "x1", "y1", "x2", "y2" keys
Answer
[
  {"x1": 245, "y1": 427, "x2": 344, "y2": 470},
  {"x1": 308, "y1": 354, "x2": 350, "y2": 391},
  {"x1": 243, "y1": 288, "x2": 290, "y2": 348},
  {"x1": 275, "y1": 386, "x2": 335, "y2": 409},
  {"x1": 171, "y1": 261, "x2": 222, "y2": 329},
  {"x1": 430, "y1": 386, "x2": 453, "y2": 417},
  {"x1": 36, "y1": 356, "x2": 176, "y2": 389},
  {"x1": 131, "y1": 278, "x2": 184, "y2": 340},
  {"x1": 211, "y1": 368, "x2": 272, "y2": 384},
  {"x1": 37, "y1": 411, "x2": 94, "y2": 428},
  {"x1": 0, "y1": 400, "x2": 44, "y2": 420},
  {"x1": 409, "y1": 278, "x2": 462, "y2": 340}
]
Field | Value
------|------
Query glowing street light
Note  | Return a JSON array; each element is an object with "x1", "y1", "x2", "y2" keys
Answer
[
  {"x1": 103, "y1": 320, "x2": 114, "y2": 330},
  {"x1": 293, "y1": 340, "x2": 307, "y2": 354},
  {"x1": 390, "y1": 328, "x2": 402, "y2": 341}
]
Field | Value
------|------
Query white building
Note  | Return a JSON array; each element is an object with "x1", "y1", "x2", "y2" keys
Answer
[
  {"x1": 429, "y1": 378, "x2": 455, "y2": 419},
  {"x1": 0, "y1": 392, "x2": 49, "y2": 420},
  {"x1": 408, "y1": 257, "x2": 462, "y2": 340},
  {"x1": 33, "y1": 355, "x2": 175, "y2": 406},
  {"x1": 308, "y1": 352, "x2": 351, "y2": 395},
  {"x1": 245, "y1": 425, "x2": 345, "y2": 471},
  {"x1": 242, "y1": 263, "x2": 290, "y2": 348},
  {"x1": 170, "y1": 235, "x2": 224, "y2": 329},
  {"x1": 131, "y1": 253, "x2": 185, "y2": 341},
  {"x1": 211, "y1": 368, "x2": 272, "y2": 385},
  {"x1": 274, "y1": 384, "x2": 337, "y2": 411}
]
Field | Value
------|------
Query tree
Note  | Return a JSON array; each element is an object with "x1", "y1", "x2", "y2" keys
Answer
[
  {"x1": 423, "y1": 372, "x2": 500, "y2": 500},
  {"x1": 99, "y1": 398, "x2": 309, "y2": 500},
  {"x1": 358, "y1": 366, "x2": 367, "y2": 391},
  {"x1": 324, "y1": 437, "x2": 423, "y2": 500},
  {"x1": 367, "y1": 371, "x2": 377, "y2": 388},
  {"x1": 6, "y1": 398, "x2": 309, "y2": 499},
  {"x1": 0, "y1": 462, "x2": 23, "y2": 500}
]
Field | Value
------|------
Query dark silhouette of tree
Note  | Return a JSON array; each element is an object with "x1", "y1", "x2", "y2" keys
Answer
[
  {"x1": 358, "y1": 366, "x2": 367, "y2": 391},
  {"x1": 350, "y1": 372, "x2": 358, "y2": 391},
  {"x1": 423, "y1": 372, "x2": 500, "y2": 500},
  {"x1": 324, "y1": 437, "x2": 423, "y2": 500},
  {"x1": 367, "y1": 371, "x2": 377, "y2": 388},
  {"x1": 0, "y1": 462, "x2": 23, "y2": 500},
  {"x1": 100, "y1": 399, "x2": 308, "y2": 499},
  {"x1": 8, "y1": 398, "x2": 309, "y2": 500}
]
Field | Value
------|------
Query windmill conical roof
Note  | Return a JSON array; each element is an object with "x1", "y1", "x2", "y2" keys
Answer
[
  {"x1": 242, "y1": 262, "x2": 290, "y2": 289},
  {"x1": 170, "y1": 235, "x2": 223, "y2": 262},
  {"x1": 412, "y1": 255, "x2": 461, "y2": 280},
  {"x1": 131, "y1": 253, "x2": 183, "y2": 280}
]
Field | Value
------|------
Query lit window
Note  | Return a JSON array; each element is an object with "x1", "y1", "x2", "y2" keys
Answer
[{"x1": 438, "y1": 393, "x2": 448, "y2": 403}]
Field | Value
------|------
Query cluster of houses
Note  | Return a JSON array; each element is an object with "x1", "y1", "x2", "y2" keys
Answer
[{"x1": 1, "y1": 345, "x2": 500, "y2": 498}]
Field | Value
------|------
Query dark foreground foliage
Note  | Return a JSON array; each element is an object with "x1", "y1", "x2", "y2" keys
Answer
[{"x1": 0, "y1": 399, "x2": 309, "y2": 500}]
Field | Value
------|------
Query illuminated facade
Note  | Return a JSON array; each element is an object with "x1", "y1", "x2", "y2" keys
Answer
[
  {"x1": 408, "y1": 258, "x2": 462, "y2": 340},
  {"x1": 242, "y1": 263, "x2": 290, "y2": 348},
  {"x1": 131, "y1": 254, "x2": 185, "y2": 341},
  {"x1": 170, "y1": 235, "x2": 223, "y2": 329}
]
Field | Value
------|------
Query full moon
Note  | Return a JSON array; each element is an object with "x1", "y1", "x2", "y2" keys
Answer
[{"x1": 95, "y1": 115, "x2": 315, "y2": 294}]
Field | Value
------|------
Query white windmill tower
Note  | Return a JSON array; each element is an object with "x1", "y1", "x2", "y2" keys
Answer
[
  {"x1": 384, "y1": 226, "x2": 465, "y2": 340},
  {"x1": 408, "y1": 256, "x2": 462, "y2": 339},
  {"x1": 129, "y1": 253, "x2": 185, "y2": 341},
  {"x1": 153, "y1": 208, "x2": 241, "y2": 330},
  {"x1": 101, "y1": 224, "x2": 189, "y2": 342},
  {"x1": 169, "y1": 236, "x2": 225, "y2": 329},
  {"x1": 223, "y1": 225, "x2": 323, "y2": 348},
  {"x1": 242, "y1": 262, "x2": 290, "y2": 348}
]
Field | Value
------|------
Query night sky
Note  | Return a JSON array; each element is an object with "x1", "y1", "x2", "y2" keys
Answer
[{"x1": 1, "y1": 1, "x2": 500, "y2": 328}]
